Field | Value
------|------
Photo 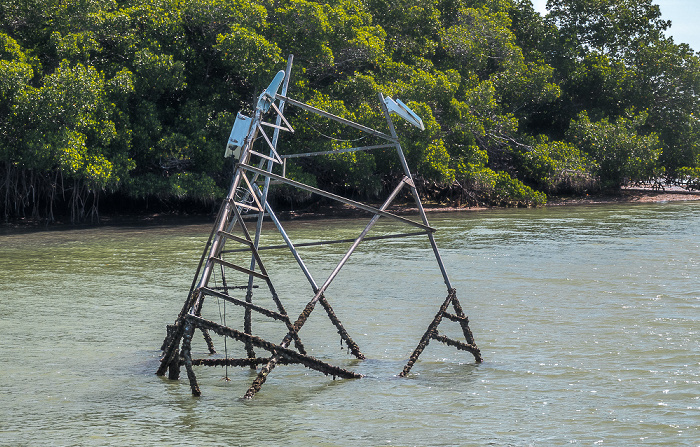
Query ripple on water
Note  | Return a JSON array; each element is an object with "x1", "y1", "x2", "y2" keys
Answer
[{"x1": 1, "y1": 202, "x2": 699, "y2": 445}]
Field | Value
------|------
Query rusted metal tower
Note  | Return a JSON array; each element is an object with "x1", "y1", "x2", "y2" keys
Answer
[{"x1": 157, "y1": 56, "x2": 481, "y2": 398}]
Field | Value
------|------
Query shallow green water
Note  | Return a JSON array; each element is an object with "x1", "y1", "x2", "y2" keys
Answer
[{"x1": 1, "y1": 202, "x2": 698, "y2": 446}]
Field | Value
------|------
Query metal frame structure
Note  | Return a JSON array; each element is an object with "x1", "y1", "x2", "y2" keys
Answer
[{"x1": 157, "y1": 56, "x2": 481, "y2": 398}]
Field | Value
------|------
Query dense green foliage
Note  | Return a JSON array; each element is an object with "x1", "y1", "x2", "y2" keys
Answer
[{"x1": 1, "y1": 0, "x2": 699, "y2": 221}]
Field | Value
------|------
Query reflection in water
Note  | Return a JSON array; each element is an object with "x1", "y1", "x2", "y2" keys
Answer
[{"x1": 0, "y1": 201, "x2": 698, "y2": 445}]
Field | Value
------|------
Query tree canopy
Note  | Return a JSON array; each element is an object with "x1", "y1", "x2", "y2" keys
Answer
[{"x1": 1, "y1": 0, "x2": 699, "y2": 221}]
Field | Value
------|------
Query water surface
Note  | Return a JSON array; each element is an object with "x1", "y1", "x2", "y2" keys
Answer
[{"x1": 1, "y1": 202, "x2": 698, "y2": 446}]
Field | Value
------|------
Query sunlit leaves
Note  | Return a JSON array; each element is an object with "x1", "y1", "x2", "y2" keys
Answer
[
  {"x1": 546, "y1": 0, "x2": 669, "y2": 59},
  {"x1": 133, "y1": 48, "x2": 186, "y2": 95},
  {"x1": 519, "y1": 137, "x2": 594, "y2": 193},
  {"x1": 0, "y1": 34, "x2": 32, "y2": 101},
  {"x1": 182, "y1": 0, "x2": 269, "y2": 37},
  {"x1": 630, "y1": 40, "x2": 700, "y2": 172},
  {"x1": 12, "y1": 60, "x2": 124, "y2": 186},
  {"x1": 566, "y1": 109, "x2": 662, "y2": 186},
  {"x1": 107, "y1": 67, "x2": 134, "y2": 95},
  {"x1": 271, "y1": 0, "x2": 335, "y2": 68},
  {"x1": 267, "y1": 0, "x2": 386, "y2": 82},
  {"x1": 50, "y1": 31, "x2": 101, "y2": 63},
  {"x1": 215, "y1": 26, "x2": 283, "y2": 88},
  {"x1": 3, "y1": 0, "x2": 700, "y2": 220},
  {"x1": 396, "y1": 101, "x2": 455, "y2": 182},
  {"x1": 442, "y1": 6, "x2": 518, "y2": 77},
  {"x1": 365, "y1": 0, "x2": 441, "y2": 62}
]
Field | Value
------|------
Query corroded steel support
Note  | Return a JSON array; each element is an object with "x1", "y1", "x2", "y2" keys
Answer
[
  {"x1": 319, "y1": 295, "x2": 364, "y2": 360},
  {"x1": 399, "y1": 289, "x2": 482, "y2": 378},
  {"x1": 189, "y1": 315, "x2": 361, "y2": 380},
  {"x1": 191, "y1": 357, "x2": 291, "y2": 367},
  {"x1": 243, "y1": 177, "x2": 409, "y2": 398},
  {"x1": 157, "y1": 55, "x2": 480, "y2": 398},
  {"x1": 399, "y1": 289, "x2": 455, "y2": 377}
]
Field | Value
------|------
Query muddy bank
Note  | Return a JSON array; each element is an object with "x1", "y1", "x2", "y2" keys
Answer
[{"x1": 547, "y1": 186, "x2": 700, "y2": 206}]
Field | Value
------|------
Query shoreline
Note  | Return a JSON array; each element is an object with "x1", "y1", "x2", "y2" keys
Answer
[
  {"x1": 548, "y1": 186, "x2": 700, "y2": 206},
  {"x1": 2, "y1": 187, "x2": 699, "y2": 231},
  {"x1": 282, "y1": 186, "x2": 700, "y2": 218}
]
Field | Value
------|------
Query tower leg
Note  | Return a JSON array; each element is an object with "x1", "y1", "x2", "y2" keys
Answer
[
  {"x1": 244, "y1": 289, "x2": 256, "y2": 363},
  {"x1": 319, "y1": 295, "x2": 364, "y2": 359},
  {"x1": 167, "y1": 355, "x2": 181, "y2": 380},
  {"x1": 450, "y1": 297, "x2": 482, "y2": 362},
  {"x1": 243, "y1": 300, "x2": 317, "y2": 399},
  {"x1": 201, "y1": 329, "x2": 216, "y2": 354},
  {"x1": 182, "y1": 321, "x2": 201, "y2": 396},
  {"x1": 157, "y1": 322, "x2": 183, "y2": 377},
  {"x1": 399, "y1": 289, "x2": 455, "y2": 377}
]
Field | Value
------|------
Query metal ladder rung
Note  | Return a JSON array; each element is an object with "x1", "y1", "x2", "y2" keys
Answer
[
  {"x1": 431, "y1": 333, "x2": 478, "y2": 353},
  {"x1": 218, "y1": 230, "x2": 253, "y2": 247},
  {"x1": 234, "y1": 201, "x2": 263, "y2": 213},
  {"x1": 200, "y1": 287, "x2": 287, "y2": 321},
  {"x1": 210, "y1": 257, "x2": 268, "y2": 280},
  {"x1": 442, "y1": 311, "x2": 467, "y2": 323}
]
